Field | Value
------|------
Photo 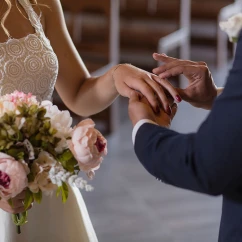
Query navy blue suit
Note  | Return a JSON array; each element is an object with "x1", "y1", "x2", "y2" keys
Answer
[{"x1": 134, "y1": 31, "x2": 242, "y2": 241}]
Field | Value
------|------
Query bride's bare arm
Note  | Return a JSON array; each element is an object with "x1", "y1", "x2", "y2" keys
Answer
[{"x1": 40, "y1": 0, "x2": 181, "y2": 117}]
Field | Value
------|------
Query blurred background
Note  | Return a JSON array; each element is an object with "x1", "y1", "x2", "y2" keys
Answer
[{"x1": 55, "y1": 1, "x2": 242, "y2": 241}]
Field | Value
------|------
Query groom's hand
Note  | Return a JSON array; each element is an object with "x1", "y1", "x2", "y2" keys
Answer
[
  {"x1": 152, "y1": 53, "x2": 219, "y2": 110},
  {"x1": 128, "y1": 91, "x2": 177, "y2": 127}
]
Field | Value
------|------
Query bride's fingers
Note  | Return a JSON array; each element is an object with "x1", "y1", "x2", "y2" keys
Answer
[
  {"x1": 129, "y1": 79, "x2": 160, "y2": 113},
  {"x1": 175, "y1": 88, "x2": 194, "y2": 103},
  {"x1": 152, "y1": 75, "x2": 182, "y2": 103},
  {"x1": 170, "y1": 103, "x2": 178, "y2": 121},
  {"x1": 144, "y1": 78, "x2": 171, "y2": 114}
]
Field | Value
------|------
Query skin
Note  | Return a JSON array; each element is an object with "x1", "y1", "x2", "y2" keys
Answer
[
  {"x1": 153, "y1": 53, "x2": 223, "y2": 110},
  {"x1": 129, "y1": 54, "x2": 224, "y2": 129},
  {"x1": 0, "y1": 0, "x2": 181, "y2": 213},
  {"x1": 0, "y1": 0, "x2": 182, "y2": 116},
  {"x1": 0, "y1": 1, "x2": 220, "y2": 213}
]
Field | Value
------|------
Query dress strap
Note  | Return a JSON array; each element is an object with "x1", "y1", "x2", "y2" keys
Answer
[{"x1": 17, "y1": 0, "x2": 44, "y2": 36}]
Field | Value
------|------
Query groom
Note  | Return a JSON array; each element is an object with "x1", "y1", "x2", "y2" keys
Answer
[{"x1": 128, "y1": 30, "x2": 242, "y2": 242}]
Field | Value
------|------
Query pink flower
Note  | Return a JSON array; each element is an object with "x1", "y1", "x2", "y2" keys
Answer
[
  {"x1": 0, "y1": 91, "x2": 38, "y2": 108},
  {"x1": 69, "y1": 119, "x2": 107, "y2": 179},
  {"x1": 0, "y1": 153, "x2": 28, "y2": 200}
]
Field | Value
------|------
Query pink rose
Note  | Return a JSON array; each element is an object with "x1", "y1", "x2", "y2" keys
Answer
[
  {"x1": 69, "y1": 119, "x2": 107, "y2": 179},
  {"x1": 0, "y1": 153, "x2": 28, "y2": 200},
  {"x1": 3, "y1": 91, "x2": 37, "y2": 106}
]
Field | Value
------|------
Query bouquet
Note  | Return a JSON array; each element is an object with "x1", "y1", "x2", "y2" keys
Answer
[
  {"x1": 0, "y1": 91, "x2": 107, "y2": 233},
  {"x1": 220, "y1": 13, "x2": 242, "y2": 43}
]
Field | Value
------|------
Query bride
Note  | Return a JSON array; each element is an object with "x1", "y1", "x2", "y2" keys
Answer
[{"x1": 0, "y1": 0, "x2": 181, "y2": 241}]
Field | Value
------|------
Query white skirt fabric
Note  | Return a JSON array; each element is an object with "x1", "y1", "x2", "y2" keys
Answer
[{"x1": 0, "y1": 186, "x2": 98, "y2": 242}]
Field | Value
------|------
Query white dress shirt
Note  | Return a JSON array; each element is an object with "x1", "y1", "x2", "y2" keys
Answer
[{"x1": 132, "y1": 119, "x2": 158, "y2": 145}]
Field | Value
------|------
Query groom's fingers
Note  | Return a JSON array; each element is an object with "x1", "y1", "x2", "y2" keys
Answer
[
  {"x1": 153, "y1": 59, "x2": 193, "y2": 76},
  {"x1": 157, "y1": 64, "x2": 197, "y2": 80},
  {"x1": 153, "y1": 53, "x2": 177, "y2": 63},
  {"x1": 153, "y1": 53, "x2": 201, "y2": 70},
  {"x1": 175, "y1": 88, "x2": 195, "y2": 103}
]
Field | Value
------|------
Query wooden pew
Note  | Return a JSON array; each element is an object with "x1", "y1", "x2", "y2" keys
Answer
[
  {"x1": 61, "y1": 0, "x2": 119, "y2": 73},
  {"x1": 190, "y1": 0, "x2": 235, "y2": 67},
  {"x1": 119, "y1": 0, "x2": 190, "y2": 74}
]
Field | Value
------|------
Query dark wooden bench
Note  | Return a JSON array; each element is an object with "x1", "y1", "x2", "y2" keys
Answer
[
  {"x1": 191, "y1": 0, "x2": 234, "y2": 67},
  {"x1": 119, "y1": 0, "x2": 187, "y2": 70}
]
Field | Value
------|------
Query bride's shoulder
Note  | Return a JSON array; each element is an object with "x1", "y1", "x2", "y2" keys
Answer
[
  {"x1": 36, "y1": 0, "x2": 63, "y2": 17},
  {"x1": 36, "y1": 0, "x2": 66, "y2": 29}
]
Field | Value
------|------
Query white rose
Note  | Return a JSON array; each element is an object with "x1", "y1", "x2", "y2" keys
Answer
[
  {"x1": 220, "y1": 13, "x2": 242, "y2": 42},
  {"x1": 28, "y1": 151, "x2": 58, "y2": 195},
  {"x1": 0, "y1": 101, "x2": 15, "y2": 117},
  {"x1": 41, "y1": 101, "x2": 73, "y2": 153}
]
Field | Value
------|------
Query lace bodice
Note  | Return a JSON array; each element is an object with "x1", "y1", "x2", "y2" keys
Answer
[{"x1": 0, "y1": 0, "x2": 58, "y2": 102}]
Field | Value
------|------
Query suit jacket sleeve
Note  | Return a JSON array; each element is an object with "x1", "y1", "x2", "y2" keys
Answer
[{"x1": 134, "y1": 31, "x2": 242, "y2": 196}]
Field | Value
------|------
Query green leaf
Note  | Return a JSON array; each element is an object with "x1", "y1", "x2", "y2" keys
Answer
[
  {"x1": 61, "y1": 182, "x2": 69, "y2": 204},
  {"x1": 12, "y1": 214, "x2": 18, "y2": 224},
  {"x1": 61, "y1": 157, "x2": 78, "y2": 173},
  {"x1": 58, "y1": 150, "x2": 74, "y2": 162},
  {"x1": 232, "y1": 36, "x2": 238, "y2": 43},
  {"x1": 43, "y1": 121, "x2": 51, "y2": 130},
  {"x1": 56, "y1": 186, "x2": 62, "y2": 198},
  {"x1": 8, "y1": 198, "x2": 13, "y2": 207},
  {"x1": 17, "y1": 152, "x2": 25, "y2": 160},
  {"x1": 12, "y1": 212, "x2": 28, "y2": 226},
  {"x1": 27, "y1": 172, "x2": 35, "y2": 183},
  {"x1": 29, "y1": 136, "x2": 41, "y2": 147},
  {"x1": 6, "y1": 148, "x2": 25, "y2": 160},
  {"x1": 37, "y1": 108, "x2": 47, "y2": 119},
  {"x1": 29, "y1": 105, "x2": 38, "y2": 115},
  {"x1": 24, "y1": 189, "x2": 34, "y2": 211},
  {"x1": 33, "y1": 190, "x2": 42, "y2": 204}
]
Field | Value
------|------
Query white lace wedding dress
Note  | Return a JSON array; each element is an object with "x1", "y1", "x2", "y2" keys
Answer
[{"x1": 0, "y1": 0, "x2": 98, "y2": 241}]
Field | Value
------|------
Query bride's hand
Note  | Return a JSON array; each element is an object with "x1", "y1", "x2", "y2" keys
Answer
[
  {"x1": 0, "y1": 190, "x2": 32, "y2": 214},
  {"x1": 112, "y1": 64, "x2": 182, "y2": 114},
  {"x1": 152, "y1": 53, "x2": 219, "y2": 110}
]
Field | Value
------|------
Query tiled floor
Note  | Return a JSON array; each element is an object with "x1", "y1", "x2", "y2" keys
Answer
[{"x1": 82, "y1": 54, "x2": 231, "y2": 242}]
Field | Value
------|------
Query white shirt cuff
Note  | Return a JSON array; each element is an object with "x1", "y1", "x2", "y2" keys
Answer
[{"x1": 132, "y1": 119, "x2": 158, "y2": 145}]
